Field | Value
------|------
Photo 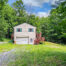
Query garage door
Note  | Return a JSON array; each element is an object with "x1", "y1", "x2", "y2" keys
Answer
[{"x1": 16, "y1": 37, "x2": 29, "y2": 44}]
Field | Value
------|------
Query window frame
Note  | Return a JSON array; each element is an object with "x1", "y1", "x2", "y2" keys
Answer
[
  {"x1": 16, "y1": 28, "x2": 22, "y2": 32},
  {"x1": 28, "y1": 28, "x2": 34, "y2": 32}
]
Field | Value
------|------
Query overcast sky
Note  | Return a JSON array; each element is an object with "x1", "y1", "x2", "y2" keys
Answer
[{"x1": 8, "y1": 0, "x2": 64, "y2": 17}]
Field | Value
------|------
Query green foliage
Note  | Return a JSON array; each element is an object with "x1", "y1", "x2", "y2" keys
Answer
[
  {"x1": 0, "y1": 4, "x2": 17, "y2": 39},
  {"x1": 49, "y1": 1, "x2": 66, "y2": 43},
  {"x1": 61, "y1": 33, "x2": 66, "y2": 38},
  {"x1": 0, "y1": 20, "x2": 8, "y2": 39},
  {"x1": 4, "y1": 4, "x2": 17, "y2": 32},
  {"x1": 13, "y1": 0, "x2": 25, "y2": 24},
  {"x1": 0, "y1": 0, "x2": 8, "y2": 8},
  {"x1": 0, "y1": 0, "x2": 8, "y2": 40},
  {"x1": 0, "y1": 0, "x2": 66, "y2": 44},
  {"x1": 39, "y1": 41, "x2": 44, "y2": 44}
]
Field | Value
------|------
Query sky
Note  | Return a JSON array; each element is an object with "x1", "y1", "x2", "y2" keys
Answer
[{"x1": 8, "y1": 0, "x2": 63, "y2": 17}]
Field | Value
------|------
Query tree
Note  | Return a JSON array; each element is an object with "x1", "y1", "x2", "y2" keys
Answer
[
  {"x1": 4, "y1": 4, "x2": 17, "y2": 38},
  {"x1": 50, "y1": 1, "x2": 66, "y2": 43},
  {"x1": 27, "y1": 14, "x2": 42, "y2": 33},
  {"x1": 0, "y1": 0, "x2": 17, "y2": 39},
  {"x1": 0, "y1": 0, "x2": 8, "y2": 40},
  {"x1": 13, "y1": 0, "x2": 26, "y2": 24},
  {"x1": 51, "y1": 0, "x2": 65, "y2": 7}
]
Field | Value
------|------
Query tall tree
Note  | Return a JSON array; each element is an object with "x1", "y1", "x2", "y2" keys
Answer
[
  {"x1": 0, "y1": 0, "x2": 8, "y2": 40},
  {"x1": 4, "y1": 4, "x2": 17, "y2": 38},
  {"x1": 13, "y1": 0, "x2": 26, "y2": 24},
  {"x1": 50, "y1": 1, "x2": 66, "y2": 43}
]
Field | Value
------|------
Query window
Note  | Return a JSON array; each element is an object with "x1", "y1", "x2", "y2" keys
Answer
[
  {"x1": 16, "y1": 28, "x2": 22, "y2": 32},
  {"x1": 28, "y1": 28, "x2": 34, "y2": 32}
]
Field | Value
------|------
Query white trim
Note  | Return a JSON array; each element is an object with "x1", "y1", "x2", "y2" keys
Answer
[{"x1": 14, "y1": 23, "x2": 36, "y2": 28}]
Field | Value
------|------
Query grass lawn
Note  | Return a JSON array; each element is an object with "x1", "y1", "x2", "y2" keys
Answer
[
  {"x1": 0, "y1": 43, "x2": 16, "y2": 52},
  {"x1": 0, "y1": 38, "x2": 10, "y2": 42},
  {"x1": 0, "y1": 42, "x2": 66, "y2": 66}
]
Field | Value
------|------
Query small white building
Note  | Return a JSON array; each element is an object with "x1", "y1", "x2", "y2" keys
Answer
[{"x1": 14, "y1": 23, "x2": 36, "y2": 44}]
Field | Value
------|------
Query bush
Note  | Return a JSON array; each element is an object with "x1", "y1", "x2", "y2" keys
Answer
[
  {"x1": 0, "y1": 38, "x2": 4, "y2": 41},
  {"x1": 39, "y1": 41, "x2": 44, "y2": 44},
  {"x1": 8, "y1": 40, "x2": 14, "y2": 43}
]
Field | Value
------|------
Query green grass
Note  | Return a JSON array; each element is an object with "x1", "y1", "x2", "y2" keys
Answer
[
  {"x1": 0, "y1": 39, "x2": 14, "y2": 52},
  {"x1": 0, "y1": 43, "x2": 16, "y2": 52},
  {"x1": 0, "y1": 38, "x2": 10, "y2": 42},
  {"x1": 8, "y1": 42, "x2": 66, "y2": 66},
  {"x1": 0, "y1": 42, "x2": 66, "y2": 66},
  {"x1": 3, "y1": 38, "x2": 11, "y2": 42}
]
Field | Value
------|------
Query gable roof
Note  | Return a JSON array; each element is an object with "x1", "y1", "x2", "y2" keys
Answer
[{"x1": 14, "y1": 23, "x2": 36, "y2": 28}]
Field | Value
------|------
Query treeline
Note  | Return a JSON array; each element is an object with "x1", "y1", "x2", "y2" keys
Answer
[{"x1": 0, "y1": 0, "x2": 66, "y2": 44}]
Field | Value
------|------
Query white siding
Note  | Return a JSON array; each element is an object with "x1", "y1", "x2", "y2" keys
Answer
[{"x1": 14, "y1": 23, "x2": 36, "y2": 44}]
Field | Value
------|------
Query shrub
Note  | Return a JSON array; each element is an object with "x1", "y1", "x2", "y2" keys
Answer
[
  {"x1": 39, "y1": 41, "x2": 44, "y2": 44},
  {"x1": 8, "y1": 40, "x2": 14, "y2": 43},
  {"x1": 0, "y1": 38, "x2": 4, "y2": 41}
]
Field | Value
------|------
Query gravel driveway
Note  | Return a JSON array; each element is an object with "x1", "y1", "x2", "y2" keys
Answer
[{"x1": 0, "y1": 49, "x2": 16, "y2": 66}]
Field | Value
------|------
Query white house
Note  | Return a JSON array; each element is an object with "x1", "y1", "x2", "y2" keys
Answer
[{"x1": 14, "y1": 23, "x2": 36, "y2": 44}]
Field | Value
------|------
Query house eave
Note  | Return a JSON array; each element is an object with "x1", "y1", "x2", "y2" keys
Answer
[{"x1": 14, "y1": 23, "x2": 36, "y2": 28}]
